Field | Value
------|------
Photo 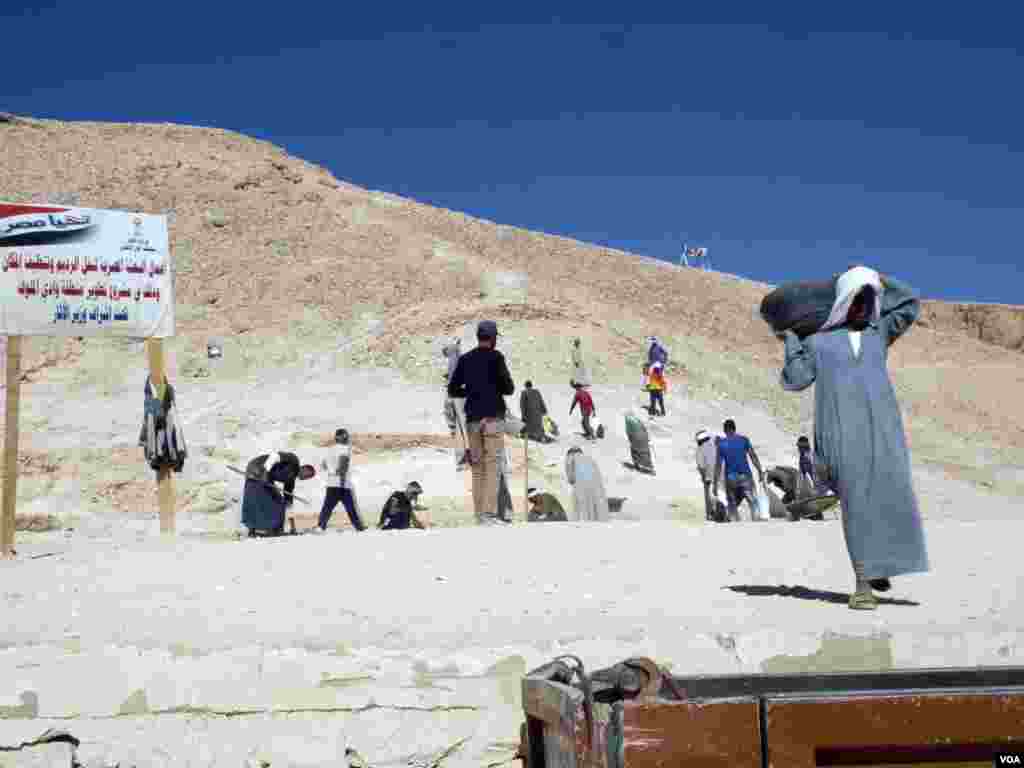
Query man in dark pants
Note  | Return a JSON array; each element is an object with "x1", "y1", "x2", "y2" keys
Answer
[
  {"x1": 317, "y1": 428, "x2": 366, "y2": 532},
  {"x1": 712, "y1": 419, "x2": 766, "y2": 522},
  {"x1": 242, "y1": 451, "x2": 316, "y2": 536},
  {"x1": 569, "y1": 382, "x2": 596, "y2": 440}
]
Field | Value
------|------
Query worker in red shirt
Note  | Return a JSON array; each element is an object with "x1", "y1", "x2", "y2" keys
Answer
[{"x1": 569, "y1": 383, "x2": 596, "y2": 440}]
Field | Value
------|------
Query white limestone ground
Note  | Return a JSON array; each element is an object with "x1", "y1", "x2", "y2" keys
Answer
[{"x1": 3, "y1": 360, "x2": 1023, "y2": 767}]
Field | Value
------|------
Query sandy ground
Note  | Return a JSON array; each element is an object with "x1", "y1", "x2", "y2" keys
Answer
[{"x1": 2, "y1": 355, "x2": 1023, "y2": 767}]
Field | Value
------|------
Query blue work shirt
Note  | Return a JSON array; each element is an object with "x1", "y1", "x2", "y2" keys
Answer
[{"x1": 718, "y1": 434, "x2": 753, "y2": 479}]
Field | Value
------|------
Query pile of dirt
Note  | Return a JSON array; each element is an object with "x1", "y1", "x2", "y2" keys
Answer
[{"x1": 295, "y1": 431, "x2": 452, "y2": 453}]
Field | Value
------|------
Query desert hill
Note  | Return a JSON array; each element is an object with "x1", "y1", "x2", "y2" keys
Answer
[{"x1": 1, "y1": 114, "x2": 1022, "y2": 490}]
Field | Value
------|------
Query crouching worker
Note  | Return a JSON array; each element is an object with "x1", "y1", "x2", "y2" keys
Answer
[
  {"x1": 624, "y1": 411, "x2": 655, "y2": 475},
  {"x1": 317, "y1": 428, "x2": 366, "y2": 532},
  {"x1": 379, "y1": 482, "x2": 427, "y2": 530},
  {"x1": 526, "y1": 487, "x2": 568, "y2": 522},
  {"x1": 241, "y1": 451, "x2": 316, "y2": 537}
]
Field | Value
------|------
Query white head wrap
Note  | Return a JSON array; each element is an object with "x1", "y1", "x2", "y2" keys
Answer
[{"x1": 821, "y1": 266, "x2": 883, "y2": 332}]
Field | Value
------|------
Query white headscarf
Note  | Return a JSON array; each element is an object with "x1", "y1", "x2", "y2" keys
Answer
[{"x1": 821, "y1": 266, "x2": 883, "y2": 332}]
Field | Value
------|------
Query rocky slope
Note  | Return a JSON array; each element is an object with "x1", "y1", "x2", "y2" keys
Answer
[{"x1": 1, "y1": 115, "x2": 1022, "y2": 473}]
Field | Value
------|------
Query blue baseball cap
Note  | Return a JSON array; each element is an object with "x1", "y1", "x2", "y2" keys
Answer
[{"x1": 477, "y1": 320, "x2": 500, "y2": 338}]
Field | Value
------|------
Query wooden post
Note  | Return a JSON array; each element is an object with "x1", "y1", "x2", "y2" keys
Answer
[
  {"x1": 523, "y1": 434, "x2": 529, "y2": 522},
  {"x1": 146, "y1": 338, "x2": 175, "y2": 535},
  {"x1": 1, "y1": 336, "x2": 22, "y2": 558}
]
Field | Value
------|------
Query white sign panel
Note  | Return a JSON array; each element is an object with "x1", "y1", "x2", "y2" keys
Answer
[{"x1": 0, "y1": 202, "x2": 174, "y2": 338}]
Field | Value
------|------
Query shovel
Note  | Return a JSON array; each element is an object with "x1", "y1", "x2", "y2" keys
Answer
[{"x1": 226, "y1": 465, "x2": 311, "y2": 505}]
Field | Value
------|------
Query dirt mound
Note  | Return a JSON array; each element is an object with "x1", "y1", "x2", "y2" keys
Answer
[{"x1": 296, "y1": 431, "x2": 451, "y2": 453}]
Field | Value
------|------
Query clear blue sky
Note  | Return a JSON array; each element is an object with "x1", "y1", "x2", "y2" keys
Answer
[{"x1": 5, "y1": 3, "x2": 1022, "y2": 303}]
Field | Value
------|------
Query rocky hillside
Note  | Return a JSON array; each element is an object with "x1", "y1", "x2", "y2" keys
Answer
[
  {"x1": 1, "y1": 114, "x2": 1022, "y2": 470},
  {"x1": 918, "y1": 302, "x2": 1024, "y2": 352}
]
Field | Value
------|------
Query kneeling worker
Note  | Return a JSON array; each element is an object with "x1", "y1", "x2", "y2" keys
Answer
[
  {"x1": 242, "y1": 451, "x2": 316, "y2": 536},
  {"x1": 379, "y1": 482, "x2": 427, "y2": 530},
  {"x1": 526, "y1": 487, "x2": 568, "y2": 522},
  {"x1": 318, "y1": 428, "x2": 366, "y2": 532}
]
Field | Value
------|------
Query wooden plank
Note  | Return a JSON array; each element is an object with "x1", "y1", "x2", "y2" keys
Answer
[
  {"x1": 588, "y1": 702, "x2": 618, "y2": 768},
  {"x1": 543, "y1": 718, "x2": 578, "y2": 768},
  {"x1": 1, "y1": 335, "x2": 21, "y2": 558},
  {"x1": 146, "y1": 338, "x2": 175, "y2": 534},
  {"x1": 765, "y1": 689, "x2": 1024, "y2": 767},
  {"x1": 523, "y1": 671, "x2": 585, "y2": 768},
  {"x1": 521, "y1": 662, "x2": 597, "y2": 768},
  {"x1": 619, "y1": 698, "x2": 762, "y2": 768},
  {"x1": 523, "y1": 676, "x2": 584, "y2": 729},
  {"x1": 671, "y1": 665, "x2": 1024, "y2": 701}
]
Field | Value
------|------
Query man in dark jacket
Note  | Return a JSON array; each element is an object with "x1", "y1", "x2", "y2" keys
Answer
[
  {"x1": 520, "y1": 381, "x2": 551, "y2": 443},
  {"x1": 378, "y1": 482, "x2": 426, "y2": 530},
  {"x1": 447, "y1": 320, "x2": 515, "y2": 525},
  {"x1": 241, "y1": 451, "x2": 315, "y2": 536}
]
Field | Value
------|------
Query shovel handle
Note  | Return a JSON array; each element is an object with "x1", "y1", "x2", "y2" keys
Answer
[{"x1": 226, "y1": 465, "x2": 311, "y2": 505}]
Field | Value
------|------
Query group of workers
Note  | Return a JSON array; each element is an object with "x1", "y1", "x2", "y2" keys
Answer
[
  {"x1": 447, "y1": 265, "x2": 931, "y2": 610},
  {"x1": 234, "y1": 263, "x2": 930, "y2": 610},
  {"x1": 238, "y1": 435, "x2": 427, "y2": 536},
  {"x1": 694, "y1": 424, "x2": 835, "y2": 524}
]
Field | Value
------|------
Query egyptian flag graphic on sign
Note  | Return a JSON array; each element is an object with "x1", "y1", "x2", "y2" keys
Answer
[{"x1": 0, "y1": 203, "x2": 97, "y2": 246}]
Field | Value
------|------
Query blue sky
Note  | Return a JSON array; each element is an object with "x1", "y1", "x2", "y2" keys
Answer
[{"x1": 5, "y1": 3, "x2": 1022, "y2": 303}]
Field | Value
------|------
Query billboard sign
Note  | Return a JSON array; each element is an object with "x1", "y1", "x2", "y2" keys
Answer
[{"x1": 0, "y1": 202, "x2": 174, "y2": 338}]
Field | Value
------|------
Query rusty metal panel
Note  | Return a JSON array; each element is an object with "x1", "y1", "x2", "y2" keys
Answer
[
  {"x1": 619, "y1": 698, "x2": 761, "y2": 768},
  {"x1": 765, "y1": 689, "x2": 1024, "y2": 767},
  {"x1": 672, "y1": 665, "x2": 1024, "y2": 701}
]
